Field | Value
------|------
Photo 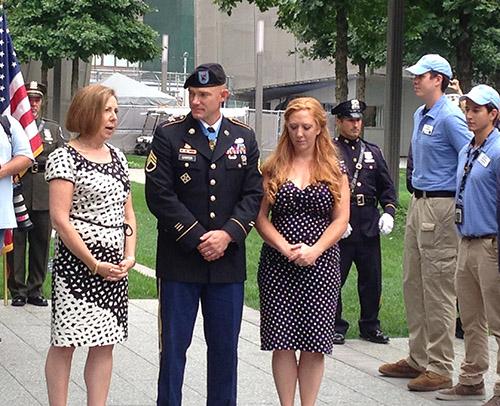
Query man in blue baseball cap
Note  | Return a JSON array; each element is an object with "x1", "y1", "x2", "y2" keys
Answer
[
  {"x1": 379, "y1": 54, "x2": 472, "y2": 391},
  {"x1": 435, "y1": 84, "x2": 500, "y2": 405}
]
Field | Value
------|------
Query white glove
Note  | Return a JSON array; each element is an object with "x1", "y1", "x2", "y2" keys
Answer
[
  {"x1": 378, "y1": 213, "x2": 394, "y2": 235},
  {"x1": 341, "y1": 223, "x2": 352, "y2": 239}
]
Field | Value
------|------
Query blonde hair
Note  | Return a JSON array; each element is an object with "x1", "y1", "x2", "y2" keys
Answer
[
  {"x1": 261, "y1": 97, "x2": 343, "y2": 205},
  {"x1": 66, "y1": 84, "x2": 116, "y2": 137}
]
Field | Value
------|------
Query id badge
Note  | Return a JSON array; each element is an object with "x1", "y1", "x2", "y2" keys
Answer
[{"x1": 455, "y1": 205, "x2": 463, "y2": 225}]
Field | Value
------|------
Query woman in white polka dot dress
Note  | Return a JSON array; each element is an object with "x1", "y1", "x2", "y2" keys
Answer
[
  {"x1": 44, "y1": 85, "x2": 137, "y2": 406},
  {"x1": 256, "y1": 97, "x2": 349, "y2": 405}
]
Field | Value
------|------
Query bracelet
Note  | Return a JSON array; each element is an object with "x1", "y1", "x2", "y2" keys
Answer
[{"x1": 91, "y1": 260, "x2": 100, "y2": 275}]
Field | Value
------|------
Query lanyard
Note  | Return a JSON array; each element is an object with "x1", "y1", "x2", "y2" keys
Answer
[
  {"x1": 456, "y1": 138, "x2": 487, "y2": 204},
  {"x1": 350, "y1": 140, "x2": 366, "y2": 195}
]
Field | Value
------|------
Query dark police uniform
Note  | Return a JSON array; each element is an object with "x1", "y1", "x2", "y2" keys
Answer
[
  {"x1": 145, "y1": 63, "x2": 262, "y2": 406},
  {"x1": 332, "y1": 100, "x2": 397, "y2": 343},
  {"x1": 7, "y1": 82, "x2": 65, "y2": 306}
]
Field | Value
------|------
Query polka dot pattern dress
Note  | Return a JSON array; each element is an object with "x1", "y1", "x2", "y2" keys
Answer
[
  {"x1": 45, "y1": 144, "x2": 130, "y2": 347},
  {"x1": 258, "y1": 181, "x2": 341, "y2": 354}
]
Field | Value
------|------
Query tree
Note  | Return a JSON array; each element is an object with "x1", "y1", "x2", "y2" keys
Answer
[
  {"x1": 215, "y1": 0, "x2": 389, "y2": 102},
  {"x1": 215, "y1": 0, "x2": 498, "y2": 101},
  {"x1": 7, "y1": 0, "x2": 161, "y2": 96},
  {"x1": 404, "y1": 0, "x2": 499, "y2": 91}
]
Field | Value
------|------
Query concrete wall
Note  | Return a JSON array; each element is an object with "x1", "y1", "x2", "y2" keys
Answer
[{"x1": 194, "y1": 1, "x2": 341, "y2": 90}]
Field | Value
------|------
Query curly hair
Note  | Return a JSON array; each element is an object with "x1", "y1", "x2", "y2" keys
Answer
[{"x1": 261, "y1": 97, "x2": 343, "y2": 205}]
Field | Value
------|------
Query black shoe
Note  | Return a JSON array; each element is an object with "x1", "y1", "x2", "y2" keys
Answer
[
  {"x1": 11, "y1": 296, "x2": 27, "y2": 307},
  {"x1": 332, "y1": 332, "x2": 345, "y2": 345},
  {"x1": 27, "y1": 296, "x2": 48, "y2": 307},
  {"x1": 360, "y1": 329, "x2": 390, "y2": 344}
]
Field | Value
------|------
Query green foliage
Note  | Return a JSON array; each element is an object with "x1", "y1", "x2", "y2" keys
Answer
[
  {"x1": 405, "y1": 0, "x2": 499, "y2": 87},
  {"x1": 5, "y1": 0, "x2": 161, "y2": 68},
  {"x1": 214, "y1": 0, "x2": 499, "y2": 90}
]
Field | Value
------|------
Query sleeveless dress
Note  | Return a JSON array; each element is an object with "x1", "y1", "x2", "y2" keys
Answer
[
  {"x1": 258, "y1": 181, "x2": 341, "y2": 354},
  {"x1": 45, "y1": 144, "x2": 130, "y2": 347}
]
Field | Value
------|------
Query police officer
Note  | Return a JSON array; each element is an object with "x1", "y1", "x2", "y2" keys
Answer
[
  {"x1": 379, "y1": 54, "x2": 472, "y2": 392},
  {"x1": 145, "y1": 63, "x2": 263, "y2": 406},
  {"x1": 331, "y1": 99, "x2": 397, "y2": 345},
  {"x1": 7, "y1": 81, "x2": 65, "y2": 307}
]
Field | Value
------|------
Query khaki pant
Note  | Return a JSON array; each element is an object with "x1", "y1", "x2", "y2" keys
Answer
[
  {"x1": 403, "y1": 196, "x2": 458, "y2": 378},
  {"x1": 456, "y1": 237, "x2": 500, "y2": 395}
]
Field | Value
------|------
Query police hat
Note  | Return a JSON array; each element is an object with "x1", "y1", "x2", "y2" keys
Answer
[
  {"x1": 331, "y1": 99, "x2": 366, "y2": 118},
  {"x1": 183, "y1": 63, "x2": 227, "y2": 89},
  {"x1": 25, "y1": 81, "x2": 46, "y2": 97}
]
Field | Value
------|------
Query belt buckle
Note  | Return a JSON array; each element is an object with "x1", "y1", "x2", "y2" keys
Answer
[
  {"x1": 356, "y1": 194, "x2": 365, "y2": 206},
  {"x1": 31, "y1": 162, "x2": 39, "y2": 173}
]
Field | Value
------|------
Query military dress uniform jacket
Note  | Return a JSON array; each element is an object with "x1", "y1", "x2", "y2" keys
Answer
[
  {"x1": 22, "y1": 118, "x2": 65, "y2": 211},
  {"x1": 145, "y1": 113, "x2": 263, "y2": 283},
  {"x1": 334, "y1": 135, "x2": 397, "y2": 241}
]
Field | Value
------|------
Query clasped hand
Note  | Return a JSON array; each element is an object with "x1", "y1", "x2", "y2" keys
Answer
[
  {"x1": 282, "y1": 242, "x2": 321, "y2": 267},
  {"x1": 96, "y1": 259, "x2": 133, "y2": 282},
  {"x1": 198, "y1": 230, "x2": 232, "y2": 262}
]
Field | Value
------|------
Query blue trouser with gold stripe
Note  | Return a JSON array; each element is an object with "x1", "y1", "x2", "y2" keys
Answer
[{"x1": 157, "y1": 279, "x2": 244, "y2": 406}]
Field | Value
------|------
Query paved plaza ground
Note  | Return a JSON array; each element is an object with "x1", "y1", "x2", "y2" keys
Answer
[{"x1": 0, "y1": 298, "x2": 495, "y2": 405}]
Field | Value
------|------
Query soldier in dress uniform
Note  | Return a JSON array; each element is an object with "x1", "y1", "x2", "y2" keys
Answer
[
  {"x1": 145, "y1": 63, "x2": 263, "y2": 406},
  {"x1": 7, "y1": 81, "x2": 65, "y2": 307},
  {"x1": 331, "y1": 99, "x2": 397, "y2": 345}
]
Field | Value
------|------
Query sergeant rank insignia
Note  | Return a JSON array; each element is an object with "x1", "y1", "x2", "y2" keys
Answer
[{"x1": 145, "y1": 151, "x2": 158, "y2": 173}]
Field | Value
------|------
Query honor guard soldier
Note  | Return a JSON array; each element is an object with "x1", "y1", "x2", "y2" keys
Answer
[
  {"x1": 145, "y1": 63, "x2": 263, "y2": 406},
  {"x1": 379, "y1": 54, "x2": 472, "y2": 391},
  {"x1": 332, "y1": 99, "x2": 397, "y2": 345},
  {"x1": 7, "y1": 81, "x2": 65, "y2": 307}
]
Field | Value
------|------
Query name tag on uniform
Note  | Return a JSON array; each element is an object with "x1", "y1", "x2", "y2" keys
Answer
[
  {"x1": 178, "y1": 154, "x2": 196, "y2": 162},
  {"x1": 477, "y1": 152, "x2": 491, "y2": 167},
  {"x1": 422, "y1": 124, "x2": 433, "y2": 135}
]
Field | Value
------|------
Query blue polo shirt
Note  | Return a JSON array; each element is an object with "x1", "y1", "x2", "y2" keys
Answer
[
  {"x1": 411, "y1": 95, "x2": 472, "y2": 191},
  {"x1": 456, "y1": 128, "x2": 500, "y2": 237},
  {"x1": 0, "y1": 116, "x2": 33, "y2": 229}
]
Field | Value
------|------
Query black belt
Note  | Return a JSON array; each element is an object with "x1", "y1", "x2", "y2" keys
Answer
[
  {"x1": 414, "y1": 189, "x2": 455, "y2": 198},
  {"x1": 462, "y1": 234, "x2": 496, "y2": 241},
  {"x1": 70, "y1": 215, "x2": 133, "y2": 236},
  {"x1": 30, "y1": 161, "x2": 46, "y2": 173},
  {"x1": 350, "y1": 194, "x2": 377, "y2": 207}
]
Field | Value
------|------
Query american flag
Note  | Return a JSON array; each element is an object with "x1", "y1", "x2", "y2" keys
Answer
[{"x1": 0, "y1": 4, "x2": 43, "y2": 254}]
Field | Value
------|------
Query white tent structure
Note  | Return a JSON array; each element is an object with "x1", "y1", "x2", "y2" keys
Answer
[{"x1": 99, "y1": 73, "x2": 177, "y2": 152}]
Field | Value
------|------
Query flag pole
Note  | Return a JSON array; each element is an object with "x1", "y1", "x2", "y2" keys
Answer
[{"x1": 3, "y1": 255, "x2": 7, "y2": 306}]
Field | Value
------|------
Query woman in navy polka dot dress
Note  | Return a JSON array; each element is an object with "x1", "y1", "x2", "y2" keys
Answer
[{"x1": 256, "y1": 97, "x2": 349, "y2": 405}]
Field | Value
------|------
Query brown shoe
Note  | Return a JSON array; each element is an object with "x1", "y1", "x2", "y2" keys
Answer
[
  {"x1": 484, "y1": 396, "x2": 500, "y2": 406},
  {"x1": 408, "y1": 370, "x2": 452, "y2": 391},
  {"x1": 436, "y1": 382, "x2": 485, "y2": 400},
  {"x1": 379, "y1": 359, "x2": 421, "y2": 378}
]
